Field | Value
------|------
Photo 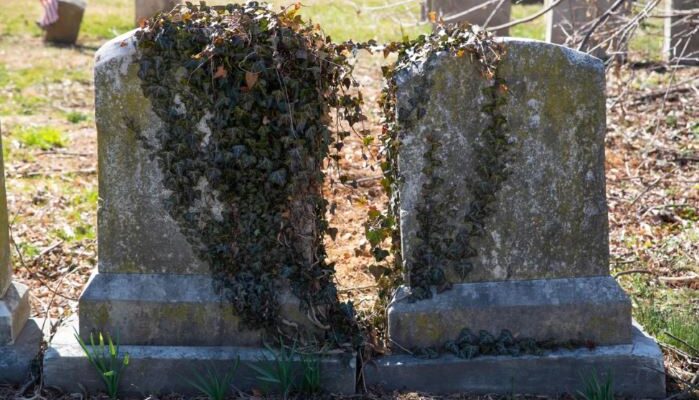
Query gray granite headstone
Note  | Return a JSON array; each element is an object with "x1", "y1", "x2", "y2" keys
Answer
[
  {"x1": 425, "y1": 0, "x2": 511, "y2": 36},
  {"x1": 44, "y1": 0, "x2": 86, "y2": 45},
  {"x1": 388, "y1": 38, "x2": 633, "y2": 349},
  {"x1": 79, "y1": 30, "x2": 325, "y2": 346},
  {"x1": 664, "y1": 0, "x2": 699, "y2": 65}
]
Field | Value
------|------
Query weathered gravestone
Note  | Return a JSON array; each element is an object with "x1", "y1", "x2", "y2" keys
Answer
[
  {"x1": 0, "y1": 129, "x2": 44, "y2": 383},
  {"x1": 424, "y1": 0, "x2": 511, "y2": 36},
  {"x1": 135, "y1": 0, "x2": 181, "y2": 25},
  {"x1": 545, "y1": 0, "x2": 630, "y2": 56},
  {"x1": 364, "y1": 39, "x2": 666, "y2": 397},
  {"x1": 43, "y1": 29, "x2": 356, "y2": 396},
  {"x1": 44, "y1": 0, "x2": 86, "y2": 45},
  {"x1": 664, "y1": 0, "x2": 699, "y2": 65}
]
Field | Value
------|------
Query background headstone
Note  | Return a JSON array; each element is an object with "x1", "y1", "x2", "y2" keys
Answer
[
  {"x1": 424, "y1": 0, "x2": 512, "y2": 36},
  {"x1": 44, "y1": 0, "x2": 86, "y2": 45},
  {"x1": 545, "y1": 0, "x2": 631, "y2": 55},
  {"x1": 664, "y1": 0, "x2": 699, "y2": 65},
  {"x1": 0, "y1": 127, "x2": 43, "y2": 383},
  {"x1": 135, "y1": 0, "x2": 182, "y2": 25}
]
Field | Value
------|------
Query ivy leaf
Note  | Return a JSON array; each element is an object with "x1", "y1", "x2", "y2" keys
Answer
[
  {"x1": 213, "y1": 65, "x2": 227, "y2": 79},
  {"x1": 245, "y1": 71, "x2": 259, "y2": 89}
]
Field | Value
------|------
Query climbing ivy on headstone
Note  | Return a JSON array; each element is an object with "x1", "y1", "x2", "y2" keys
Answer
[{"x1": 135, "y1": 1, "x2": 363, "y2": 346}]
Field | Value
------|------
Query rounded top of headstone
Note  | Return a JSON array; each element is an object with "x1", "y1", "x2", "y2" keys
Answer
[
  {"x1": 95, "y1": 29, "x2": 139, "y2": 69},
  {"x1": 61, "y1": 0, "x2": 87, "y2": 9},
  {"x1": 498, "y1": 37, "x2": 604, "y2": 72},
  {"x1": 94, "y1": 29, "x2": 139, "y2": 89}
]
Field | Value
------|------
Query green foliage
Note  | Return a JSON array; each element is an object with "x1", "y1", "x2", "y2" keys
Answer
[
  {"x1": 357, "y1": 23, "x2": 506, "y2": 351},
  {"x1": 300, "y1": 352, "x2": 322, "y2": 395},
  {"x1": 16, "y1": 126, "x2": 67, "y2": 150},
  {"x1": 135, "y1": 1, "x2": 361, "y2": 346},
  {"x1": 66, "y1": 111, "x2": 88, "y2": 124},
  {"x1": 186, "y1": 359, "x2": 239, "y2": 400},
  {"x1": 73, "y1": 331, "x2": 130, "y2": 400},
  {"x1": 577, "y1": 370, "x2": 614, "y2": 400},
  {"x1": 249, "y1": 342, "x2": 298, "y2": 400}
]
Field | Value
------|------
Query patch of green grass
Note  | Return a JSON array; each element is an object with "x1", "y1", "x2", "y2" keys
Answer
[
  {"x1": 66, "y1": 111, "x2": 89, "y2": 124},
  {"x1": 510, "y1": 4, "x2": 546, "y2": 41},
  {"x1": 636, "y1": 302, "x2": 699, "y2": 355},
  {"x1": 15, "y1": 126, "x2": 67, "y2": 150}
]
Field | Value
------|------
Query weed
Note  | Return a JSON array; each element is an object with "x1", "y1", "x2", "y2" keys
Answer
[
  {"x1": 300, "y1": 352, "x2": 322, "y2": 395},
  {"x1": 248, "y1": 342, "x2": 297, "y2": 400},
  {"x1": 186, "y1": 358, "x2": 239, "y2": 400},
  {"x1": 66, "y1": 111, "x2": 88, "y2": 124},
  {"x1": 16, "y1": 126, "x2": 67, "y2": 150},
  {"x1": 577, "y1": 370, "x2": 614, "y2": 400},
  {"x1": 74, "y1": 331, "x2": 130, "y2": 400}
]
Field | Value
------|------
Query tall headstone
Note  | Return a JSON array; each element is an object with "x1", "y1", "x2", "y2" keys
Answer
[
  {"x1": 0, "y1": 128, "x2": 43, "y2": 383},
  {"x1": 425, "y1": 0, "x2": 512, "y2": 36},
  {"x1": 135, "y1": 0, "x2": 181, "y2": 25},
  {"x1": 545, "y1": 0, "x2": 630, "y2": 55},
  {"x1": 44, "y1": 0, "x2": 86, "y2": 45},
  {"x1": 43, "y1": 30, "x2": 356, "y2": 396},
  {"x1": 365, "y1": 39, "x2": 665, "y2": 398},
  {"x1": 664, "y1": 0, "x2": 699, "y2": 65}
]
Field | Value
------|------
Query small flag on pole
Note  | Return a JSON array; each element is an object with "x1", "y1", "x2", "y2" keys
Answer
[{"x1": 39, "y1": 0, "x2": 60, "y2": 28}]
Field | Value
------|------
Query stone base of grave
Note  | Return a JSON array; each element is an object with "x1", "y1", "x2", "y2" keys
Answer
[
  {"x1": 366, "y1": 323, "x2": 665, "y2": 398},
  {"x1": 0, "y1": 318, "x2": 45, "y2": 383},
  {"x1": 0, "y1": 282, "x2": 31, "y2": 344},
  {"x1": 388, "y1": 276, "x2": 632, "y2": 349},
  {"x1": 44, "y1": 319, "x2": 357, "y2": 396},
  {"x1": 78, "y1": 272, "x2": 322, "y2": 346},
  {"x1": 44, "y1": 0, "x2": 86, "y2": 45}
]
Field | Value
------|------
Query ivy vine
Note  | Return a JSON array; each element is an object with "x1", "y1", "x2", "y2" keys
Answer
[{"x1": 135, "y1": 1, "x2": 363, "y2": 347}]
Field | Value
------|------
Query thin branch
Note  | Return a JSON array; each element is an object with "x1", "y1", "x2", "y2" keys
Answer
[
  {"x1": 578, "y1": 0, "x2": 627, "y2": 52},
  {"x1": 489, "y1": 0, "x2": 564, "y2": 31}
]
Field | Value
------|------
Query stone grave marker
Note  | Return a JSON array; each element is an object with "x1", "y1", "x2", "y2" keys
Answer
[
  {"x1": 43, "y1": 30, "x2": 356, "y2": 396},
  {"x1": 545, "y1": 0, "x2": 631, "y2": 55},
  {"x1": 364, "y1": 38, "x2": 666, "y2": 397},
  {"x1": 664, "y1": 0, "x2": 699, "y2": 65},
  {"x1": 424, "y1": 0, "x2": 512, "y2": 36},
  {"x1": 0, "y1": 128, "x2": 43, "y2": 383},
  {"x1": 44, "y1": 0, "x2": 86, "y2": 45},
  {"x1": 135, "y1": 0, "x2": 181, "y2": 26}
]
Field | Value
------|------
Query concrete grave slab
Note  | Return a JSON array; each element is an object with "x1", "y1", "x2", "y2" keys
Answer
[
  {"x1": 79, "y1": 272, "x2": 320, "y2": 346},
  {"x1": 0, "y1": 319, "x2": 44, "y2": 384},
  {"x1": 44, "y1": 318, "x2": 357, "y2": 396},
  {"x1": 388, "y1": 276, "x2": 632, "y2": 349},
  {"x1": 366, "y1": 323, "x2": 665, "y2": 398}
]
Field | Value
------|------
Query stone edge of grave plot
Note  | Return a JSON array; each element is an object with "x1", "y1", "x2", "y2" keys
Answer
[
  {"x1": 366, "y1": 321, "x2": 665, "y2": 398},
  {"x1": 43, "y1": 318, "x2": 357, "y2": 396}
]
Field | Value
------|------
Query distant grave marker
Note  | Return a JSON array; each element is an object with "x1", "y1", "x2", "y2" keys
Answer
[
  {"x1": 424, "y1": 0, "x2": 512, "y2": 36},
  {"x1": 664, "y1": 0, "x2": 699, "y2": 65},
  {"x1": 545, "y1": 0, "x2": 631, "y2": 56},
  {"x1": 135, "y1": 0, "x2": 181, "y2": 25},
  {"x1": 44, "y1": 0, "x2": 86, "y2": 45}
]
